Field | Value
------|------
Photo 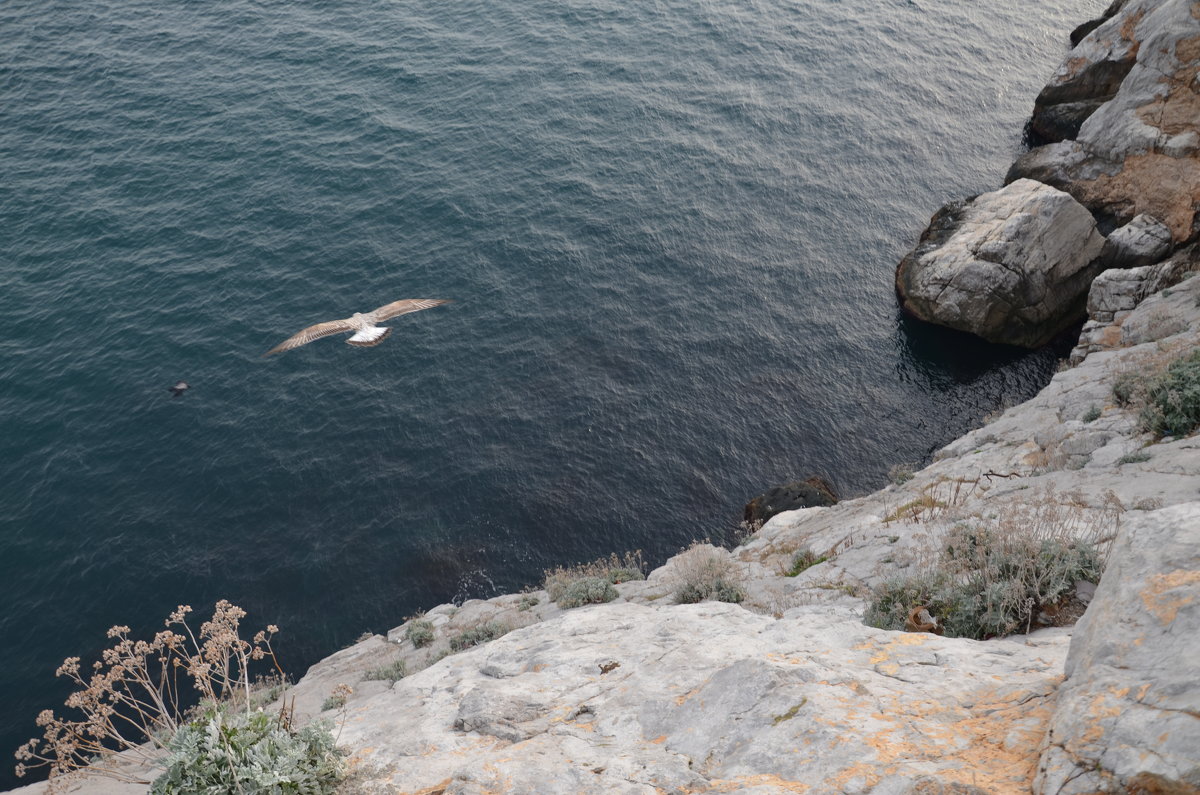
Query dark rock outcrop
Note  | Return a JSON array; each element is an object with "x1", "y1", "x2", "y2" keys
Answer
[{"x1": 743, "y1": 477, "x2": 836, "y2": 527}]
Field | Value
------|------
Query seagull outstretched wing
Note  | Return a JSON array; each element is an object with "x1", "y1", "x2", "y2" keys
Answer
[
  {"x1": 368, "y1": 298, "x2": 451, "y2": 322},
  {"x1": 265, "y1": 319, "x2": 357, "y2": 356}
]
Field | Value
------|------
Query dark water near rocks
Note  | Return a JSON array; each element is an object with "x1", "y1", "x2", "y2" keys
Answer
[{"x1": 0, "y1": 0, "x2": 1104, "y2": 783}]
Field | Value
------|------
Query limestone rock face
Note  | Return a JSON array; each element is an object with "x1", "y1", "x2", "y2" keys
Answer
[
  {"x1": 895, "y1": 179, "x2": 1106, "y2": 347},
  {"x1": 339, "y1": 601, "x2": 1072, "y2": 795},
  {"x1": 1034, "y1": 503, "x2": 1200, "y2": 795},
  {"x1": 1098, "y1": 213, "x2": 1173, "y2": 269},
  {"x1": 1009, "y1": 0, "x2": 1200, "y2": 243},
  {"x1": 1029, "y1": 0, "x2": 1144, "y2": 144},
  {"x1": 1069, "y1": 242, "x2": 1197, "y2": 363}
]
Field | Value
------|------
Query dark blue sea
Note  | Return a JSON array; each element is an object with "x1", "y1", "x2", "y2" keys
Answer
[{"x1": 0, "y1": 0, "x2": 1105, "y2": 784}]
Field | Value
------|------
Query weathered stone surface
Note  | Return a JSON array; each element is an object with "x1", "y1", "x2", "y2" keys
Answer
[
  {"x1": 1010, "y1": 0, "x2": 1200, "y2": 242},
  {"x1": 1099, "y1": 213, "x2": 1173, "y2": 268},
  {"x1": 1033, "y1": 503, "x2": 1200, "y2": 795},
  {"x1": 1029, "y1": 0, "x2": 1146, "y2": 144},
  {"x1": 1070, "y1": 242, "x2": 1198, "y2": 362},
  {"x1": 896, "y1": 179, "x2": 1106, "y2": 347},
  {"x1": 337, "y1": 601, "x2": 1071, "y2": 795}
]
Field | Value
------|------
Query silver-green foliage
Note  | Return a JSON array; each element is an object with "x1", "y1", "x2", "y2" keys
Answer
[
  {"x1": 405, "y1": 619, "x2": 435, "y2": 649},
  {"x1": 363, "y1": 659, "x2": 407, "y2": 684},
  {"x1": 151, "y1": 710, "x2": 344, "y2": 794},
  {"x1": 1140, "y1": 349, "x2": 1200, "y2": 437},
  {"x1": 448, "y1": 622, "x2": 509, "y2": 652},
  {"x1": 557, "y1": 576, "x2": 618, "y2": 609},
  {"x1": 864, "y1": 524, "x2": 1103, "y2": 639}
]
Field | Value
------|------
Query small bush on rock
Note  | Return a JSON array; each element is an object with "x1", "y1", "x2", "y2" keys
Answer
[
  {"x1": 449, "y1": 622, "x2": 510, "y2": 652},
  {"x1": 405, "y1": 619, "x2": 435, "y2": 649},
  {"x1": 887, "y1": 463, "x2": 915, "y2": 485},
  {"x1": 671, "y1": 544, "x2": 746, "y2": 605},
  {"x1": 864, "y1": 489, "x2": 1117, "y2": 639},
  {"x1": 151, "y1": 709, "x2": 344, "y2": 794},
  {"x1": 1139, "y1": 349, "x2": 1200, "y2": 437},
  {"x1": 786, "y1": 549, "x2": 829, "y2": 577},
  {"x1": 544, "y1": 552, "x2": 645, "y2": 604},
  {"x1": 14, "y1": 601, "x2": 290, "y2": 790},
  {"x1": 557, "y1": 576, "x2": 618, "y2": 609},
  {"x1": 363, "y1": 659, "x2": 407, "y2": 684}
]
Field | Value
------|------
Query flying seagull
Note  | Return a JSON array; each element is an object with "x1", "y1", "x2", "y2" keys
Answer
[{"x1": 264, "y1": 298, "x2": 451, "y2": 356}]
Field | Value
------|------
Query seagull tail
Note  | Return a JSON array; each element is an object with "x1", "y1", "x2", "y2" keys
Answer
[{"x1": 346, "y1": 326, "x2": 391, "y2": 347}]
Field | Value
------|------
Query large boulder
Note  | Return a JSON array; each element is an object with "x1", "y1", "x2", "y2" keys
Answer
[
  {"x1": 1034, "y1": 503, "x2": 1200, "y2": 795},
  {"x1": 1009, "y1": 0, "x2": 1200, "y2": 243},
  {"x1": 895, "y1": 179, "x2": 1106, "y2": 347}
]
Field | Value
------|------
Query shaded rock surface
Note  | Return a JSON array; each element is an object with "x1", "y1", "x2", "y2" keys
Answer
[
  {"x1": 895, "y1": 179, "x2": 1106, "y2": 347},
  {"x1": 1034, "y1": 503, "x2": 1200, "y2": 795},
  {"x1": 1009, "y1": 0, "x2": 1200, "y2": 242}
]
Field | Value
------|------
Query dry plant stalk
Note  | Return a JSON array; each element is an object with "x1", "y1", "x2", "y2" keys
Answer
[{"x1": 14, "y1": 600, "x2": 281, "y2": 789}]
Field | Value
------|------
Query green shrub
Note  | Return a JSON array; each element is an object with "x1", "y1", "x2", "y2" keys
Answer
[
  {"x1": 864, "y1": 493, "x2": 1112, "y2": 639},
  {"x1": 1112, "y1": 372, "x2": 1141, "y2": 407},
  {"x1": 1139, "y1": 349, "x2": 1200, "y2": 437},
  {"x1": 1081, "y1": 404, "x2": 1101, "y2": 423},
  {"x1": 405, "y1": 619, "x2": 434, "y2": 649},
  {"x1": 449, "y1": 622, "x2": 509, "y2": 652},
  {"x1": 544, "y1": 552, "x2": 645, "y2": 603},
  {"x1": 363, "y1": 659, "x2": 407, "y2": 684},
  {"x1": 670, "y1": 544, "x2": 746, "y2": 604},
  {"x1": 151, "y1": 710, "x2": 344, "y2": 794},
  {"x1": 1118, "y1": 451, "x2": 1152, "y2": 465},
  {"x1": 676, "y1": 578, "x2": 745, "y2": 604},
  {"x1": 887, "y1": 463, "x2": 915, "y2": 485},
  {"x1": 786, "y1": 549, "x2": 828, "y2": 577},
  {"x1": 517, "y1": 594, "x2": 540, "y2": 611},
  {"x1": 557, "y1": 576, "x2": 618, "y2": 609}
]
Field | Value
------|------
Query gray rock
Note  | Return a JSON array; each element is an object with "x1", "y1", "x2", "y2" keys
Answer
[
  {"x1": 1034, "y1": 503, "x2": 1200, "y2": 795},
  {"x1": 1099, "y1": 213, "x2": 1173, "y2": 269},
  {"x1": 896, "y1": 179, "x2": 1106, "y2": 347},
  {"x1": 338, "y1": 602, "x2": 1073, "y2": 794},
  {"x1": 1010, "y1": 0, "x2": 1200, "y2": 243},
  {"x1": 1028, "y1": 0, "x2": 1145, "y2": 145},
  {"x1": 1071, "y1": 243, "x2": 1199, "y2": 362}
]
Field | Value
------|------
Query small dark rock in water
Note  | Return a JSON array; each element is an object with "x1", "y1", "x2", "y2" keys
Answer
[
  {"x1": 168, "y1": 381, "x2": 189, "y2": 397},
  {"x1": 744, "y1": 477, "x2": 838, "y2": 528}
]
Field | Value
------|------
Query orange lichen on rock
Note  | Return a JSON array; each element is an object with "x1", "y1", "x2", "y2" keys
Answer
[
  {"x1": 1077, "y1": 153, "x2": 1200, "y2": 242},
  {"x1": 1139, "y1": 569, "x2": 1200, "y2": 624},
  {"x1": 704, "y1": 774, "x2": 811, "y2": 793}
]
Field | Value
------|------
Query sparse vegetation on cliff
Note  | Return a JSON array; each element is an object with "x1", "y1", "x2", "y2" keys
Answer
[
  {"x1": 671, "y1": 544, "x2": 746, "y2": 605},
  {"x1": 544, "y1": 551, "x2": 645, "y2": 607},
  {"x1": 14, "y1": 601, "x2": 342, "y2": 793},
  {"x1": 1139, "y1": 349, "x2": 1200, "y2": 437},
  {"x1": 865, "y1": 490, "x2": 1118, "y2": 639}
]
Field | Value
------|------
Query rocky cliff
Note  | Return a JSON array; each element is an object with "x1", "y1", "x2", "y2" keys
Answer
[{"x1": 13, "y1": 3, "x2": 1200, "y2": 794}]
